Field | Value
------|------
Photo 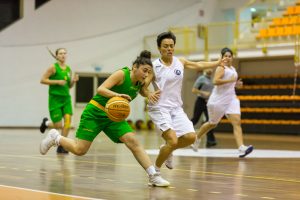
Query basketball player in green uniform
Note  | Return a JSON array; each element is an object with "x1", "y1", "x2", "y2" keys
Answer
[
  {"x1": 40, "y1": 48, "x2": 79, "y2": 153},
  {"x1": 40, "y1": 50, "x2": 170, "y2": 187}
]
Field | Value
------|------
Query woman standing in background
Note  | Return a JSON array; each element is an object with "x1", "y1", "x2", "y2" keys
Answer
[{"x1": 40, "y1": 48, "x2": 79, "y2": 154}]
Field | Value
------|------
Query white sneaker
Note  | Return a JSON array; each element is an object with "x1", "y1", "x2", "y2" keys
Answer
[
  {"x1": 191, "y1": 138, "x2": 201, "y2": 152},
  {"x1": 40, "y1": 129, "x2": 59, "y2": 155},
  {"x1": 148, "y1": 172, "x2": 170, "y2": 187},
  {"x1": 165, "y1": 153, "x2": 173, "y2": 169},
  {"x1": 239, "y1": 145, "x2": 254, "y2": 158},
  {"x1": 160, "y1": 145, "x2": 173, "y2": 169}
]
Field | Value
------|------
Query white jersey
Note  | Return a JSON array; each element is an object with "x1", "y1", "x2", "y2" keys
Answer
[
  {"x1": 208, "y1": 66, "x2": 238, "y2": 105},
  {"x1": 148, "y1": 56, "x2": 184, "y2": 108}
]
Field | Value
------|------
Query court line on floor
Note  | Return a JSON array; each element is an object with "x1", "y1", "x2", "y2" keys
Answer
[
  {"x1": 145, "y1": 148, "x2": 300, "y2": 158},
  {"x1": 0, "y1": 184, "x2": 104, "y2": 200}
]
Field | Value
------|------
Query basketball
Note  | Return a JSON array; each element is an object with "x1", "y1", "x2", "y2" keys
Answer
[{"x1": 105, "y1": 96, "x2": 130, "y2": 122}]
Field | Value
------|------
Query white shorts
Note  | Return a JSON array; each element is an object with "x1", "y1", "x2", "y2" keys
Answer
[
  {"x1": 207, "y1": 97, "x2": 240, "y2": 124},
  {"x1": 148, "y1": 106, "x2": 195, "y2": 138}
]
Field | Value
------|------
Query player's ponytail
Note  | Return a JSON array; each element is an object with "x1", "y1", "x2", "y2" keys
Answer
[{"x1": 133, "y1": 50, "x2": 153, "y2": 68}]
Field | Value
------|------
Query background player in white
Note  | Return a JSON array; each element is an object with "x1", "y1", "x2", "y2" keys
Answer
[
  {"x1": 192, "y1": 47, "x2": 253, "y2": 157},
  {"x1": 148, "y1": 31, "x2": 222, "y2": 171}
]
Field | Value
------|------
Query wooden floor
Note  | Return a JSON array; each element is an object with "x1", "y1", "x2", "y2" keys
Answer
[{"x1": 0, "y1": 128, "x2": 300, "y2": 200}]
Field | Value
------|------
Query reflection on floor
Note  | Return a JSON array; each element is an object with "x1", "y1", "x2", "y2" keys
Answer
[{"x1": 0, "y1": 129, "x2": 299, "y2": 200}]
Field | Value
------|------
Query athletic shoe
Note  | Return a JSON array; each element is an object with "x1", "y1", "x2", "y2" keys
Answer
[
  {"x1": 160, "y1": 145, "x2": 173, "y2": 169},
  {"x1": 148, "y1": 172, "x2": 170, "y2": 187},
  {"x1": 40, "y1": 117, "x2": 48, "y2": 133},
  {"x1": 57, "y1": 145, "x2": 69, "y2": 154},
  {"x1": 191, "y1": 138, "x2": 201, "y2": 152},
  {"x1": 165, "y1": 153, "x2": 173, "y2": 169},
  {"x1": 239, "y1": 145, "x2": 254, "y2": 158},
  {"x1": 40, "y1": 129, "x2": 59, "y2": 155}
]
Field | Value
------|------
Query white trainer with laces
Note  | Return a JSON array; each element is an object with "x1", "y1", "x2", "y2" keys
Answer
[
  {"x1": 40, "y1": 129, "x2": 60, "y2": 155},
  {"x1": 148, "y1": 172, "x2": 170, "y2": 187},
  {"x1": 191, "y1": 138, "x2": 201, "y2": 152}
]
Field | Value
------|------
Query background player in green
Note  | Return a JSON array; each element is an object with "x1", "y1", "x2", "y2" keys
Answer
[
  {"x1": 40, "y1": 48, "x2": 79, "y2": 153},
  {"x1": 39, "y1": 50, "x2": 170, "y2": 187}
]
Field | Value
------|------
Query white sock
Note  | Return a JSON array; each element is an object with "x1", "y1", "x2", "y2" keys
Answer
[
  {"x1": 146, "y1": 166, "x2": 157, "y2": 176},
  {"x1": 239, "y1": 145, "x2": 247, "y2": 151},
  {"x1": 45, "y1": 121, "x2": 51, "y2": 126}
]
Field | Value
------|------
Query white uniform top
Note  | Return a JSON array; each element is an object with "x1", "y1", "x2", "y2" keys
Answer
[
  {"x1": 147, "y1": 56, "x2": 194, "y2": 137},
  {"x1": 208, "y1": 66, "x2": 238, "y2": 105},
  {"x1": 148, "y1": 56, "x2": 184, "y2": 108}
]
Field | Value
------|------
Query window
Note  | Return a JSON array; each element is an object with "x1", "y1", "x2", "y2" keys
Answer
[
  {"x1": 0, "y1": 0, "x2": 20, "y2": 31},
  {"x1": 35, "y1": 0, "x2": 50, "y2": 9},
  {"x1": 75, "y1": 72, "x2": 110, "y2": 106}
]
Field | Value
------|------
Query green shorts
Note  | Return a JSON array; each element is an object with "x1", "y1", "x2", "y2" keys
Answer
[
  {"x1": 76, "y1": 103, "x2": 133, "y2": 143},
  {"x1": 49, "y1": 95, "x2": 73, "y2": 123}
]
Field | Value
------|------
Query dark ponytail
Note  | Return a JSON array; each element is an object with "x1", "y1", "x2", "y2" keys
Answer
[{"x1": 132, "y1": 50, "x2": 153, "y2": 68}]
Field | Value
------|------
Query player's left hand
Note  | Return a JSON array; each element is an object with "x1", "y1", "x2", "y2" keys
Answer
[
  {"x1": 148, "y1": 90, "x2": 161, "y2": 104},
  {"x1": 236, "y1": 79, "x2": 243, "y2": 88},
  {"x1": 72, "y1": 74, "x2": 79, "y2": 82}
]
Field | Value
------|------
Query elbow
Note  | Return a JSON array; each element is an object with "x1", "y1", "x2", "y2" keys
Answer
[
  {"x1": 96, "y1": 87, "x2": 102, "y2": 95},
  {"x1": 213, "y1": 80, "x2": 220, "y2": 85},
  {"x1": 97, "y1": 86, "x2": 105, "y2": 95}
]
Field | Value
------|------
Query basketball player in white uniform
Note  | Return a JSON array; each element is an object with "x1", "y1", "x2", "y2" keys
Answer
[
  {"x1": 148, "y1": 31, "x2": 222, "y2": 171},
  {"x1": 192, "y1": 47, "x2": 253, "y2": 157}
]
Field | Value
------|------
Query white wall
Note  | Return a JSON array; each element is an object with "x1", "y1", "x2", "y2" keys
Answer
[{"x1": 1, "y1": 0, "x2": 220, "y2": 127}]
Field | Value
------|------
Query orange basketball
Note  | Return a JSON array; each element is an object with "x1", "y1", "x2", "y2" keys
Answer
[{"x1": 105, "y1": 96, "x2": 130, "y2": 122}]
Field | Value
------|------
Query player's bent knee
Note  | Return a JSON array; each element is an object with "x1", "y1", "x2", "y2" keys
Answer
[
  {"x1": 123, "y1": 136, "x2": 140, "y2": 149},
  {"x1": 166, "y1": 139, "x2": 178, "y2": 149}
]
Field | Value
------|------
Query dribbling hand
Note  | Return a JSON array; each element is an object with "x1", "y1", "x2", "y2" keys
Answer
[{"x1": 117, "y1": 94, "x2": 132, "y2": 101}]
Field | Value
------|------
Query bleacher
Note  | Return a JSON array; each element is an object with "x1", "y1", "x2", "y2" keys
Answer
[
  {"x1": 256, "y1": 0, "x2": 300, "y2": 39},
  {"x1": 215, "y1": 75, "x2": 300, "y2": 134}
]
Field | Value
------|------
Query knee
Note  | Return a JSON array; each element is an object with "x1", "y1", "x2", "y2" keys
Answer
[
  {"x1": 124, "y1": 137, "x2": 140, "y2": 150},
  {"x1": 166, "y1": 138, "x2": 178, "y2": 149},
  {"x1": 184, "y1": 133, "x2": 196, "y2": 144},
  {"x1": 230, "y1": 119, "x2": 241, "y2": 127},
  {"x1": 190, "y1": 133, "x2": 196, "y2": 142}
]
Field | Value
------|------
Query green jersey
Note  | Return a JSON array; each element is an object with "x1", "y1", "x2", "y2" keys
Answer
[
  {"x1": 92, "y1": 67, "x2": 142, "y2": 106},
  {"x1": 49, "y1": 63, "x2": 71, "y2": 96}
]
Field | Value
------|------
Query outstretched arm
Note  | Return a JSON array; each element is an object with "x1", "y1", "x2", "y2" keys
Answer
[{"x1": 179, "y1": 57, "x2": 221, "y2": 71}]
